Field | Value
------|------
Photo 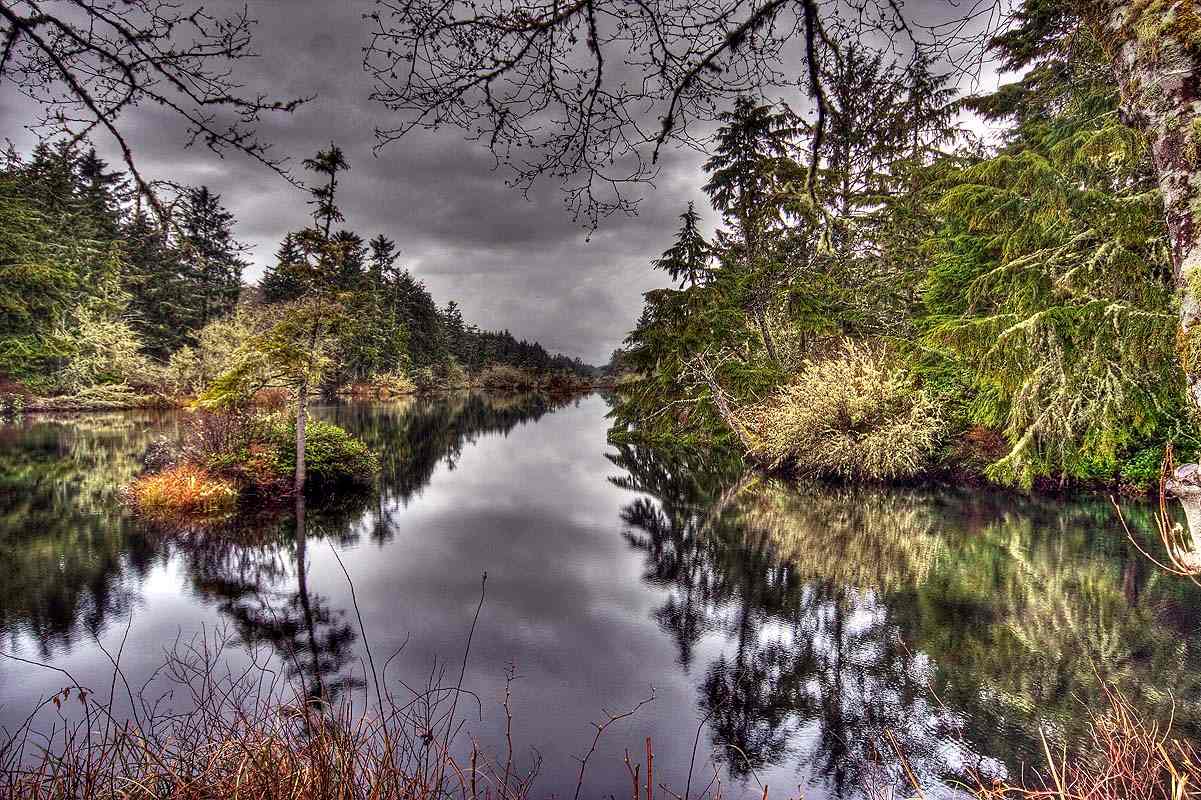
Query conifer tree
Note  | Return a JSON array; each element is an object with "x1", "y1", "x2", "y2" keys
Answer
[
  {"x1": 177, "y1": 186, "x2": 247, "y2": 329},
  {"x1": 702, "y1": 97, "x2": 800, "y2": 361},
  {"x1": 922, "y1": 20, "x2": 1175, "y2": 486},
  {"x1": 261, "y1": 233, "x2": 307, "y2": 304},
  {"x1": 654, "y1": 203, "x2": 711, "y2": 289},
  {"x1": 123, "y1": 209, "x2": 188, "y2": 357}
]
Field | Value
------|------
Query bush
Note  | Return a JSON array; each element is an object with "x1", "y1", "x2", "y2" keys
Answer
[
  {"x1": 476, "y1": 363, "x2": 539, "y2": 391},
  {"x1": 125, "y1": 464, "x2": 239, "y2": 519},
  {"x1": 1120, "y1": 446, "x2": 1166, "y2": 489},
  {"x1": 265, "y1": 418, "x2": 379, "y2": 487},
  {"x1": 743, "y1": 341, "x2": 944, "y2": 482},
  {"x1": 336, "y1": 372, "x2": 416, "y2": 399},
  {"x1": 31, "y1": 383, "x2": 170, "y2": 410},
  {"x1": 412, "y1": 360, "x2": 469, "y2": 392},
  {"x1": 58, "y1": 308, "x2": 160, "y2": 391},
  {"x1": 165, "y1": 309, "x2": 261, "y2": 396},
  {"x1": 437, "y1": 358, "x2": 468, "y2": 388}
]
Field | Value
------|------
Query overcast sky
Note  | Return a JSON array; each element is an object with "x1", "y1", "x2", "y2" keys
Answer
[{"x1": 0, "y1": 0, "x2": 1003, "y2": 365}]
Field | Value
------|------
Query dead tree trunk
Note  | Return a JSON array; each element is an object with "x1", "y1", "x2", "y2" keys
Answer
[{"x1": 693, "y1": 354, "x2": 759, "y2": 456}]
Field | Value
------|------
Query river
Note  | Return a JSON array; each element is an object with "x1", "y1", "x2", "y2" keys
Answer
[{"x1": 2, "y1": 393, "x2": 1199, "y2": 798}]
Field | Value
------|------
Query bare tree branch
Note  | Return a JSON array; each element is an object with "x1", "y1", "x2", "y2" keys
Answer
[
  {"x1": 0, "y1": 0, "x2": 310, "y2": 218},
  {"x1": 363, "y1": 0, "x2": 1010, "y2": 226}
]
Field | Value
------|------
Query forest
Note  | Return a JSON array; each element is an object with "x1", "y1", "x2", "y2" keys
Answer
[
  {"x1": 0, "y1": 140, "x2": 596, "y2": 414},
  {"x1": 605, "y1": 7, "x2": 1187, "y2": 492}
]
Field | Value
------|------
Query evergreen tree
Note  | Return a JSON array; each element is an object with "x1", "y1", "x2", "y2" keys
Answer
[
  {"x1": 702, "y1": 97, "x2": 800, "y2": 360},
  {"x1": 76, "y1": 149, "x2": 127, "y2": 243},
  {"x1": 654, "y1": 203, "x2": 710, "y2": 289},
  {"x1": 261, "y1": 233, "x2": 307, "y2": 304},
  {"x1": 178, "y1": 186, "x2": 246, "y2": 329},
  {"x1": 123, "y1": 209, "x2": 188, "y2": 356},
  {"x1": 921, "y1": 20, "x2": 1176, "y2": 486}
]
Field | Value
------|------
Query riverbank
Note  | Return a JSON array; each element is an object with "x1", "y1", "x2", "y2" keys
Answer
[{"x1": 6, "y1": 379, "x2": 614, "y2": 416}]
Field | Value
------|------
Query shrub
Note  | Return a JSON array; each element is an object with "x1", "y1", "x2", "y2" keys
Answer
[
  {"x1": 336, "y1": 372, "x2": 416, "y2": 399},
  {"x1": 125, "y1": 464, "x2": 239, "y2": 519},
  {"x1": 165, "y1": 309, "x2": 260, "y2": 396},
  {"x1": 31, "y1": 383, "x2": 170, "y2": 410},
  {"x1": 411, "y1": 367, "x2": 437, "y2": 392},
  {"x1": 1120, "y1": 445, "x2": 1166, "y2": 489},
  {"x1": 437, "y1": 358, "x2": 468, "y2": 388},
  {"x1": 743, "y1": 341, "x2": 944, "y2": 482},
  {"x1": 58, "y1": 307, "x2": 160, "y2": 391},
  {"x1": 265, "y1": 417, "x2": 379, "y2": 488},
  {"x1": 476, "y1": 363, "x2": 539, "y2": 391},
  {"x1": 142, "y1": 438, "x2": 180, "y2": 473}
]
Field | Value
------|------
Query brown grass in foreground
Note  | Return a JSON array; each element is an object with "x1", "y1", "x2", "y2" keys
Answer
[
  {"x1": 4, "y1": 560, "x2": 1197, "y2": 800},
  {"x1": 970, "y1": 686, "x2": 1201, "y2": 800},
  {"x1": 5, "y1": 652, "x2": 1196, "y2": 800}
]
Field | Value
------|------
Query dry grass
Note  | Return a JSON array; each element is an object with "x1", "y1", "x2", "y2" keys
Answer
[
  {"x1": 123, "y1": 464, "x2": 239, "y2": 519},
  {"x1": 972, "y1": 686, "x2": 1201, "y2": 800},
  {"x1": 3, "y1": 565, "x2": 1192, "y2": 800},
  {"x1": 741, "y1": 341, "x2": 943, "y2": 481}
]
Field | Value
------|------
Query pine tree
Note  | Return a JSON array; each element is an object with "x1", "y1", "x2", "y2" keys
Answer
[
  {"x1": 702, "y1": 97, "x2": 801, "y2": 360},
  {"x1": 76, "y1": 149, "x2": 127, "y2": 243},
  {"x1": 123, "y1": 209, "x2": 189, "y2": 356},
  {"x1": 653, "y1": 203, "x2": 710, "y2": 288},
  {"x1": 178, "y1": 186, "x2": 246, "y2": 329},
  {"x1": 261, "y1": 233, "x2": 307, "y2": 304}
]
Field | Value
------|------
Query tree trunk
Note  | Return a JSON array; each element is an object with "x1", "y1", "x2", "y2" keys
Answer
[
  {"x1": 694, "y1": 355, "x2": 758, "y2": 455},
  {"x1": 1100, "y1": 3, "x2": 1201, "y2": 407},
  {"x1": 754, "y1": 305, "x2": 779, "y2": 363},
  {"x1": 295, "y1": 378, "x2": 308, "y2": 495},
  {"x1": 1098, "y1": 4, "x2": 1201, "y2": 527}
]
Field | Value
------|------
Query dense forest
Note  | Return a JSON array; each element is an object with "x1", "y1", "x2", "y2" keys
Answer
[
  {"x1": 0, "y1": 140, "x2": 594, "y2": 410},
  {"x1": 606, "y1": 7, "x2": 1186, "y2": 491}
]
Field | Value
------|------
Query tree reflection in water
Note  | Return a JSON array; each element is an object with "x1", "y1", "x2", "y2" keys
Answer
[
  {"x1": 0, "y1": 394, "x2": 571, "y2": 704},
  {"x1": 608, "y1": 442, "x2": 1201, "y2": 797},
  {"x1": 6, "y1": 400, "x2": 1201, "y2": 798}
]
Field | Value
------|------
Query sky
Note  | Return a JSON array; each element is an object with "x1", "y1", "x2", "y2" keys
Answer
[{"x1": 0, "y1": 0, "x2": 1004, "y2": 366}]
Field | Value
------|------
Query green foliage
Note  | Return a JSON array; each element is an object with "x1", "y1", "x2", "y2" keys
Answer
[
  {"x1": 654, "y1": 203, "x2": 711, "y2": 288},
  {"x1": 263, "y1": 417, "x2": 379, "y2": 488},
  {"x1": 921, "y1": 21, "x2": 1180, "y2": 487},
  {"x1": 615, "y1": 8, "x2": 1190, "y2": 491},
  {"x1": 166, "y1": 308, "x2": 261, "y2": 396},
  {"x1": 744, "y1": 341, "x2": 944, "y2": 481},
  {"x1": 58, "y1": 307, "x2": 159, "y2": 391}
]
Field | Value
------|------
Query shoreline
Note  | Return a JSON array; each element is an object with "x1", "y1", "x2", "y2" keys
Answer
[{"x1": 12, "y1": 384, "x2": 619, "y2": 416}]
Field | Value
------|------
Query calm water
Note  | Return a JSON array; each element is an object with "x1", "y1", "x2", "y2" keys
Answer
[{"x1": 3, "y1": 394, "x2": 1201, "y2": 798}]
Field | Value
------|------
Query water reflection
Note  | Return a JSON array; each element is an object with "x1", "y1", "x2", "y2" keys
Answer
[
  {"x1": 0, "y1": 394, "x2": 568, "y2": 683},
  {"x1": 609, "y1": 441, "x2": 1201, "y2": 796},
  {"x1": 3, "y1": 398, "x2": 1201, "y2": 799},
  {"x1": 0, "y1": 413, "x2": 176, "y2": 655}
]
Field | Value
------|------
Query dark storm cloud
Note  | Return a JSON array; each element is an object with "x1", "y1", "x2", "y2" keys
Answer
[
  {"x1": 1, "y1": 0, "x2": 717, "y2": 364},
  {"x1": 0, "y1": 0, "x2": 998, "y2": 363}
]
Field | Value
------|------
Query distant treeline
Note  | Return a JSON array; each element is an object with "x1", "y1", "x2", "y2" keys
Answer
[{"x1": 0, "y1": 140, "x2": 593, "y2": 400}]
